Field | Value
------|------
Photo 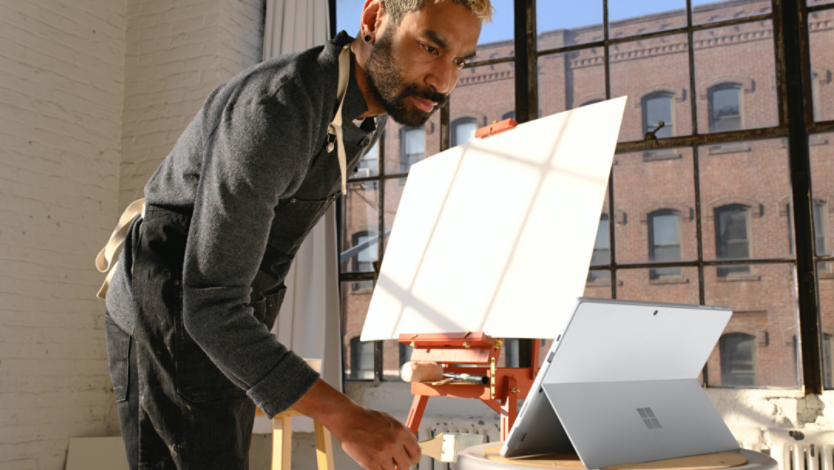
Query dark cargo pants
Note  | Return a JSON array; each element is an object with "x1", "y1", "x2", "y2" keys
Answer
[{"x1": 104, "y1": 206, "x2": 285, "y2": 469}]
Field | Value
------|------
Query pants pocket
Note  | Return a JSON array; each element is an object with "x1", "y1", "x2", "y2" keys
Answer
[{"x1": 104, "y1": 313, "x2": 131, "y2": 402}]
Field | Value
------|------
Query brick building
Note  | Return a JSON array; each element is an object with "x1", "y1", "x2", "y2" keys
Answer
[{"x1": 341, "y1": 0, "x2": 834, "y2": 389}]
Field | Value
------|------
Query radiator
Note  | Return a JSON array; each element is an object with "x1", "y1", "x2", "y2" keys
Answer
[
  {"x1": 417, "y1": 416, "x2": 502, "y2": 470},
  {"x1": 770, "y1": 433, "x2": 834, "y2": 470}
]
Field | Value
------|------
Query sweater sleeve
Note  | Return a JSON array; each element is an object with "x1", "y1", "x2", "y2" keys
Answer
[{"x1": 181, "y1": 88, "x2": 321, "y2": 417}]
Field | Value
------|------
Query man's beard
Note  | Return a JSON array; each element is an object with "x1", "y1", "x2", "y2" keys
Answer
[{"x1": 364, "y1": 30, "x2": 447, "y2": 127}]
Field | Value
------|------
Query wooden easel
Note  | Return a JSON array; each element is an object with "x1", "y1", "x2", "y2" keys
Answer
[
  {"x1": 399, "y1": 332, "x2": 539, "y2": 441},
  {"x1": 399, "y1": 118, "x2": 531, "y2": 440}
]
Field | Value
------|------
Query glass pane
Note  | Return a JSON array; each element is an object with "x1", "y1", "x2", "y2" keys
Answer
[
  {"x1": 584, "y1": 269, "x2": 613, "y2": 299},
  {"x1": 608, "y1": 0, "x2": 687, "y2": 39},
  {"x1": 382, "y1": 114, "x2": 439, "y2": 175},
  {"x1": 704, "y1": 263, "x2": 801, "y2": 388},
  {"x1": 818, "y1": 261, "x2": 834, "y2": 389},
  {"x1": 694, "y1": 21, "x2": 779, "y2": 134},
  {"x1": 341, "y1": 181, "x2": 379, "y2": 273},
  {"x1": 810, "y1": 132, "x2": 834, "y2": 256},
  {"x1": 617, "y1": 267, "x2": 700, "y2": 304},
  {"x1": 382, "y1": 339, "x2": 402, "y2": 380},
  {"x1": 538, "y1": 52, "x2": 607, "y2": 118},
  {"x1": 809, "y1": 0, "x2": 834, "y2": 6},
  {"x1": 614, "y1": 148, "x2": 697, "y2": 265},
  {"x1": 451, "y1": 63, "x2": 515, "y2": 143},
  {"x1": 335, "y1": 0, "x2": 364, "y2": 36},
  {"x1": 810, "y1": 9, "x2": 834, "y2": 122},
  {"x1": 383, "y1": 178, "x2": 408, "y2": 253},
  {"x1": 585, "y1": 188, "x2": 613, "y2": 298},
  {"x1": 473, "y1": 0, "x2": 514, "y2": 61},
  {"x1": 692, "y1": 0, "x2": 772, "y2": 26},
  {"x1": 342, "y1": 281, "x2": 374, "y2": 380},
  {"x1": 610, "y1": 34, "x2": 693, "y2": 142},
  {"x1": 537, "y1": 0, "x2": 603, "y2": 49},
  {"x1": 350, "y1": 134, "x2": 380, "y2": 179},
  {"x1": 699, "y1": 139, "x2": 793, "y2": 263}
]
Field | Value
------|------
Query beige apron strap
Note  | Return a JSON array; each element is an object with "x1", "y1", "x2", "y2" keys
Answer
[
  {"x1": 327, "y1": 44, "x2": 352, "y2": 195},
  {"x1": 95, "y1": 198, "x2": 145, "y2": 300}
]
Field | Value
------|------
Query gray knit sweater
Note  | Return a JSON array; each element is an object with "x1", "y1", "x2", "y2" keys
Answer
[{"x1": 106, "y1": 31, "x2": 385, "y2": 417}]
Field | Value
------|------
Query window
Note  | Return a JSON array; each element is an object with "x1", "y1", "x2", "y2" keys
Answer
[
  {"x1": 648, "y1": 210, "x2": 682, "y2": 279},
  {"x1": 502, "y1": 111, "x2": 516, "y2": 121},
  {"x1": 504, "y1": 339, "x2": 520, "y2": 367},
  {"x1": 643, "y1": 92, "x2": 674, "y2": 138},
  {"x1": 714, "y1": 204, "x2": 751, "y2": 276},
  {"x1": 826, "y1": 334, "x2": 833, "y2": 389},
  {"x1": 351, "y1": 231, "x2": 377, "y2": 291},
  {"x1": 350, "y1": 337, "x2": 375, "y2": 380},
  {"x1": 338, "y1": 0, "x2": 830, "y2": 392},
  {"x1": 356, "y1": 140, "x2": 379, "y2": 178},
  {"x1": 400, "y1": 127, "x2": 425, "y2": 173},
  {"x1": 399, "y1": 343, "x2": 413, "y2": 368},
  {"x1": 452, "y1": 118, "x2": 478, "y2": 147},
  {"x1": 588, "y1": 215, "x2": 610, "y2": 282},
  {"x1": 815, "y1": 199, "x2": 828, "y2": 255},
  {"x1": 720, "y1": 333, "x2": 756, "y2": 387},
  {"x1": 708, "y1": 84, "x2": 742, "y2": 133}
]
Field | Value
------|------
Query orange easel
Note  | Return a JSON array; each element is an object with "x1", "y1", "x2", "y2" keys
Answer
[{"x1": 399, "y1": 332, "x2": 539, "y2": 441}]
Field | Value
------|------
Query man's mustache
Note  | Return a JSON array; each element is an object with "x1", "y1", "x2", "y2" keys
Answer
[{"x1": 400, "y1": 84, "x2": 447, "y2": 109}]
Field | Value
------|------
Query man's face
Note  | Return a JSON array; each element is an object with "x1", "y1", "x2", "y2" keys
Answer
[{"x1": 364, "y1": 1, "x2": 481, "y2": 127}]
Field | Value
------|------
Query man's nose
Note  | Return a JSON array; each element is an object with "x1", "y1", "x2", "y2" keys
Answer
[{"x1": 425, "y1": 60, "x2": 454, "y2": 95}]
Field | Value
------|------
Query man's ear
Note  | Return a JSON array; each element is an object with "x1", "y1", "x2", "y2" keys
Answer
[{"x1": 360, "y1": 0, "x2": 386, "y2": 36}]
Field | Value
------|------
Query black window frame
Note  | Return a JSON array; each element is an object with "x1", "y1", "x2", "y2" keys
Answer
[
  {"x1": 720, "y1": 333, "x2": 758, "y2": 387},
  {"x1": 333, "y1": 0, "x2": 834, "y2": 393},
  {"x1": 707, "y1": 83, "x2": 744, "y2": 133},
  {"x1": 451, "y1": 117, "x2": 479, "y2": 147},
  {"x1": 648, "y1": 209, "x2": 683, "y2": 280}
]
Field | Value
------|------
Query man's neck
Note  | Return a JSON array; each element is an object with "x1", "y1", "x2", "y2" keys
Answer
[{"x1": 350, "y1": 39, "x2": 386, "y2": 120}]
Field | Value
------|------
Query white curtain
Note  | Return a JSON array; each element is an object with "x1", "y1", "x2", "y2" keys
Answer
[{"x1": 254, "y1": 0, "x2": 342, "y2": 434}]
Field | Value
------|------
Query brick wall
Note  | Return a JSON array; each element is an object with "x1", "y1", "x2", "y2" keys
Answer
[
  {"x1": 0, "y1": 0, "x2": 127, "y2": 468},
  {"x1": 0, "y1": 0, "x2": 263, "y2": 467}
]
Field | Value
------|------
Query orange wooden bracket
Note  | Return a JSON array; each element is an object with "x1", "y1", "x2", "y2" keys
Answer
[
  {"x1": 475, "y1": 118, "x2": 518, "y2": 138},
  {"x1": 399, "y1": 332, "x2": 540, "y2": 439}
]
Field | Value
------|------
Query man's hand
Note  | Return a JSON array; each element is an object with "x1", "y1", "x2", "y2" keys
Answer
[
  {"x1": 292, "y1": 379, "x2": 421, "y2": 470},
  {"x1": 334, "y1": 406, "x2": 421, "y2": 470}
]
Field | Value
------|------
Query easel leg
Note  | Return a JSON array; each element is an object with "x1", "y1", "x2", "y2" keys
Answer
[
  {"x1": 500, "y1": 377, "x2": 517, "y2": 442},
  {"x1": 314, "y1": 420, "x2": 335, "y2": 470},
  {"x1": 406, "y1": 395, "x2": 429, "y2": 435},
  {"x1": 273, "y1": 414, "x2": 293, "y2": 470}
]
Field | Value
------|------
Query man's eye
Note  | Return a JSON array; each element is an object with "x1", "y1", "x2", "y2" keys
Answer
[
  {"x1": 423, "y1": 44, "x2": 438, "y2": 54},
  {"x1": 455, "y1": 59, "x2": 467, "y2": 68}
]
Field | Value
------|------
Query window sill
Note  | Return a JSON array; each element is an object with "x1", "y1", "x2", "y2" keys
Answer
[
  {"x1": 708, "y1": 143, "x2": 752, "y2": 155},
  {"x1": 643, "y1": 151, "x2": 682, "y2": 162},
  {"x1": 350, "y1": 287, "x2": 374, "y2": 295},
  {"x1": 717, "y1": 273, "x2": 761, "y2": 282},
  {"x1": 649, "y1": 275, "x2": 690, "y2": 285},
  {"x1": 819, "y1": 271, "x2": 834, "y2": 280}
]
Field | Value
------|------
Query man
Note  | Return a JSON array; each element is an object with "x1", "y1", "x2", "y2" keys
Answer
[{"x1": 101, "y1": 0, "x2": 490, "y2": 468}]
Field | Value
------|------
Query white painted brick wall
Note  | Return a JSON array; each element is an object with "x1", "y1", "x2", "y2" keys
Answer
[
  {"x1": 118, "y1": 0, "x2": 264, "y2": 210},
  {"x1": 1, "y1": 0, "x2": 263, "y2": 467},
  {"x1": 0, "y1": 0, "x2": 127, "y2": 468}
]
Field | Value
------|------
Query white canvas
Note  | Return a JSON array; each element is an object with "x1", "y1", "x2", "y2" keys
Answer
[{"x1": 360, "y1": 98, "x2": 627, "y2": 340}]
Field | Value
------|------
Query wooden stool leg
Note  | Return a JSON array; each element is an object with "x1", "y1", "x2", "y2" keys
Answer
[
  {"x1": 314, "y1": 421, "x2": 335, "y2": 470},
  {"x1": 273, "y1": 415, "x2": 293, "y2": 470}
]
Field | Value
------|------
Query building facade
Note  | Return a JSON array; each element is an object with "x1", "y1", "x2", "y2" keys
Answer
[{"x1": 341, "y1": 0, "x2": 834, "y2": 389}]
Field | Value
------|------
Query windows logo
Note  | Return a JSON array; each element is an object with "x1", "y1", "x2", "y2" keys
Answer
[{"x1": 637, "y1": 407, "x2": 662, "y2": 429}]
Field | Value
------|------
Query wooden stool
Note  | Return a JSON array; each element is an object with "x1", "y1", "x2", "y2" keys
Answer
[
  {"x1": 255, "y1": 408, "x2": 335, "y2": 470},
  {"x1": 454, "y1": 444, "x2": 777, "y2": 470}
]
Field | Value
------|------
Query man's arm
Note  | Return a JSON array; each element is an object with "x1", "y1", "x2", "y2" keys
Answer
[{"x1": 294, "y1": 379, "x2": 421, "y2": 470}]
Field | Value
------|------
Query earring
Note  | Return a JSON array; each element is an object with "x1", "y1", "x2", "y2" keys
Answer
[{"x1": 364, "y1": 34, "x2": 372, "y2": 42}]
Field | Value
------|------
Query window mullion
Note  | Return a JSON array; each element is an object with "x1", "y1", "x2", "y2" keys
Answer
[{"x1": 778, "y1": 0, "x2": 824, "y2": 394}]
